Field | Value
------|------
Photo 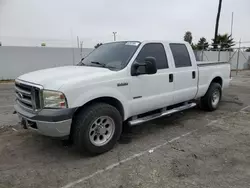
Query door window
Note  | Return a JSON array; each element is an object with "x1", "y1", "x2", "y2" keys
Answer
[
  {"x1": 170, "y1": 43, "x2": 192, "y2": 68},
  {"x1": 135, "y1": 43, "x2": 169, "y2": 69}
]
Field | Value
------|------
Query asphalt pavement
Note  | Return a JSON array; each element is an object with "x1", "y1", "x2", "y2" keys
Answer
[{"x1": 0, "y1": 71, "x2": 250, "y2": 188}]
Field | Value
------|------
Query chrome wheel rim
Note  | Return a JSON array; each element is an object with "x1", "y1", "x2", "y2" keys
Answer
[
  {"x1": 89, "y1": 116, "x2": 115, "y2": 146},
  {"x1": 211, "y1": 89, "x2": 220, "y2": 107}
]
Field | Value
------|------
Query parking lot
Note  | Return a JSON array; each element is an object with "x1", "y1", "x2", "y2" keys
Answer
[{"x1": 0, "y1": 71, "x2": 250, "y2": 188}]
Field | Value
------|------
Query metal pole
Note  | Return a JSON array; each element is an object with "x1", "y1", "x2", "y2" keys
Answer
[
  {"x1": 77, "y1": 36, "x2": 79, "y2": 48},
  {"x1": 113, "y1": 32, "x2": 117, "y2": 41},
  {"x1": 229, "y1": 50, "x2": 232, "y2": 64},
  {"x1": 230, "y1": 12, "x2": 234, "y2": 37},
  {"x1": 201, "y1": 44, "x2": 204, "y2": 61},
  {"x1": 218, "y1": 43, "x2": 221, "y2": 61},
  {"x1": 218, "y1": 49, "x2": 221, "y2": 61},
  {"x1": 236, "y1": 39, "x2": 241, "y2": 75},
  {"x1": 80, "y1": 41, "x2": 83, "y2": 59},
  {"x1": 229, "y1": 12, "x2": 234, "y2": 66},
  {"x1": 70, "y1": 29, "x2": 75, "y2": 65},
  {"x1": 201, "y1": 48, "x2": 204, "y2": 61}
]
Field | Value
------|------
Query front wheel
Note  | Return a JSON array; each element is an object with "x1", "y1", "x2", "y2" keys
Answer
[
  {"x1": 200, "y1": 83, "x2": 222, "y2": 111},
  {"x1": 72, "y1": 103, "x2": 122, "y2": 155}
]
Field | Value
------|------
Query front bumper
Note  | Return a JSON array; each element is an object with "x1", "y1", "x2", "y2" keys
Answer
[{"x1": 14, "y1": 103, "x2": 76, "y2": 138}]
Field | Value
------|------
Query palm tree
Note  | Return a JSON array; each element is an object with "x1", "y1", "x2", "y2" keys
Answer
[
  {"x1": 184, "y1": 31, "x2": 193, "y2": 44},
  {"x1": 214, "y1": 0, "x2": 223, "y2": 49},
  {"x1": 212, "y1": 34, "x2": 235, "y2": 51},
  {"x1": 197, "y1": 37, "x2": 209, "y2": 50}
]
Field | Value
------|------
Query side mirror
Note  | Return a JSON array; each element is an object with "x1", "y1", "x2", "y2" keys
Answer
[
  {"x1": 144, "y1": 57, "x2": 157, "y2": 75},
  {"x1": 131, "y1": 56, "x2": 157, "y2": 76}
]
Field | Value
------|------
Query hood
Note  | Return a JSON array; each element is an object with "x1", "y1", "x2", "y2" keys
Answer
[{"x1": 18, "y1": 66, "x2": 113, "y2": 90}]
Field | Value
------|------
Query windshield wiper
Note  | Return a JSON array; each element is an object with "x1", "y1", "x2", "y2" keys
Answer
[
  {"x1": 77, "y1": 62, "x2": 85, "y2": 66},
  {"x1": 90, "y1": 61, "x2": 116, "y2": 69},
  {"x1": 76, "y1": 58, "x2": 86, "y2": 66},
  {"x1": 91, "y1": 61, "x2": 105, "y2": 67}
]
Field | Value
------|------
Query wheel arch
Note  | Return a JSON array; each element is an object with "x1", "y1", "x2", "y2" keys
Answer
[
  {"x1": 210, "y1": 76, "x2": 223, "y2": 87},
  {"x1": 204, "y1": 76, "x2": 223, "y2": 94},
  {"x1": 197, "y1": 74, "x2": 223, "y2": 99},
  {"x1": 203, "y1": 76, "x2": 223, "y2": 96},
  {"x1": 73, "y1": 96, "x2": 125, "y2": 121}
]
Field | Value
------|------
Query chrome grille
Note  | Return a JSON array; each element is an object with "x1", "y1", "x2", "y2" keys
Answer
[{"x1": 15, "y1": 80, "x2": 42, "y2": 111}]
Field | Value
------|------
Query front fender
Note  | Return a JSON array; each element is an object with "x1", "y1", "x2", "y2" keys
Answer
[{"x1": 70, "y1": 87, "x2": 129, "y2": 120}]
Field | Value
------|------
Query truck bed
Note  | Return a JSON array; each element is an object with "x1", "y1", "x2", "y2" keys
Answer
[{"x1": 196, "y1": 61, "x2": 231, "y2": 99}]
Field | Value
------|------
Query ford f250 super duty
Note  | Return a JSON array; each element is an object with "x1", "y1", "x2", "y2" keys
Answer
[{"x1": 14, "y1": 41, "x2": 231, "y2": 154}]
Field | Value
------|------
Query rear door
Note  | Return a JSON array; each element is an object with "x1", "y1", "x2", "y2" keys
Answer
[
  {"x1": 129, "y1": 43, "x2": 174, "y2": 116},
  {"x1": 169, "y1": 43, "x2": 198, "y2": 103}
]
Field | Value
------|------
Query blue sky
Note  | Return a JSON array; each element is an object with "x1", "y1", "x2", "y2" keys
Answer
[{"x1": 0, "y1": 0, "x2": 249, "y2": 47}]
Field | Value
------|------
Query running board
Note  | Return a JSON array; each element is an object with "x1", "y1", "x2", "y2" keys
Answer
[{"x1": 128, "y1": 102, "x2": 196, "y2": 126}]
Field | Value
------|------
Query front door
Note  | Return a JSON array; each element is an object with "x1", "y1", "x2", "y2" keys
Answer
[{"x1": 129, "y1": 43, "x2": 174, "y2": 116}]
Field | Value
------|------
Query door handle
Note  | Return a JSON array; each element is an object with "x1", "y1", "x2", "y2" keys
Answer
[
  {"x1": 192, "y1": 71, "x2": 196, "y2": 79},
  {"x1": 169, "y1": 74, "x2": 173, "y2": 83}
]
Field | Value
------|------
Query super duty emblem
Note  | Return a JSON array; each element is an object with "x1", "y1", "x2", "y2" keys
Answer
[{"x1": 117, "y1": 83, "x2": 128, "y2": 87}]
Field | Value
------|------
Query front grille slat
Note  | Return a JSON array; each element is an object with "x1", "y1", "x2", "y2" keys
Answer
[
  {"x1": 16, "y1": 100, "x2": 33, "y2": 111},
  {"x1": 15, "y1": 93, "x2": 32, "y2": 105},
  {"x1": 15, "y1": 86, "x2": 31, "y2": 95},
  {"x1": 15, "y1": 81, "x2": 42, "y2": 111}
]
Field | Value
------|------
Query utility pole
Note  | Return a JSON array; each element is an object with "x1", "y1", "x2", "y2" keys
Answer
[
  {"x1": 112, "y1": 32, "x2": 117, "y2": 41},
  {"x1": 229, "y1": 12, "x2": 234, "y2": 63},
  {"x1": 214, "y1": 0, "x2": 223, "y2": 48},
  {"x1": 70, "y1": 29, "x2": 75, "y2": 65},
  {"x1": 77, "y1": 36, "x2": 80, "y2": 48},
  {"x1": 230, "y1": 12, "x2": 234, "y2": 37}
]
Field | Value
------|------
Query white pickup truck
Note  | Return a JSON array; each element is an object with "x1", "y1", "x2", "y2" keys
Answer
[{"x1": 14, "y1": 41, "x2": 231, "y2": 154}]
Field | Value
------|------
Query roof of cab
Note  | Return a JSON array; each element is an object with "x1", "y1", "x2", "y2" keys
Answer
[
  {"x1": 103, "y1": 40, "x2": 189, "y2": 45},
  {"x1": 141, "y1": 40, "x2": 189, "y2": 44}
]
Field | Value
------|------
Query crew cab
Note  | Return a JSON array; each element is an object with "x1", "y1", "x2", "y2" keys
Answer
[{"x1": 14, "y1": 41, "x2": 231, "y2": 154}]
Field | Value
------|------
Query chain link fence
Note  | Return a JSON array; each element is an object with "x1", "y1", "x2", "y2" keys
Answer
[{"x1": 194, "y1": 41, "x2": 250, "y2": 74}]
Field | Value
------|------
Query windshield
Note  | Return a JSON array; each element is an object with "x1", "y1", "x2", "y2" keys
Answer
[{"x1": 78, "y1": 41, "x2": 140, "y2": 70}]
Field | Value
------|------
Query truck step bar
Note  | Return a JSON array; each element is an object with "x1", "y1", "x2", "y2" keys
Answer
[{"x1": 128, "y1": 102, "x2": 196, "y2": 126}]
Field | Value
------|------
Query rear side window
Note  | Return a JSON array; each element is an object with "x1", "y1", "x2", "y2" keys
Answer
[
  {"x1": 135, "y1": 43, "x2": 168, "y2": 69},
  {"x1": 170, "y1": 43, "x2": 192, "y2": 68}
]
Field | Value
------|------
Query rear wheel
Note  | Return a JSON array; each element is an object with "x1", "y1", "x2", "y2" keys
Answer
[
  {"x1": 72, "y1": 103, "x2": 122, "y2": 155},
  {"x1": 200, "y1": 83, "x2": 222, "y2": 111}
]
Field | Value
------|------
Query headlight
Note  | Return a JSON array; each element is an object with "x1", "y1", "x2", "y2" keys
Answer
[{"x1": 43, "y1": 90, "x2": 68, "y2": 109}]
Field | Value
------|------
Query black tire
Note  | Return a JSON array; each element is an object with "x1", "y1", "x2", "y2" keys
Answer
[
  {"x1": 200, "y1": 83, "x2": 222, "y2": 111},
  {"x1": 72, "y1": 103, "x2": 122, "y2": 155}
]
